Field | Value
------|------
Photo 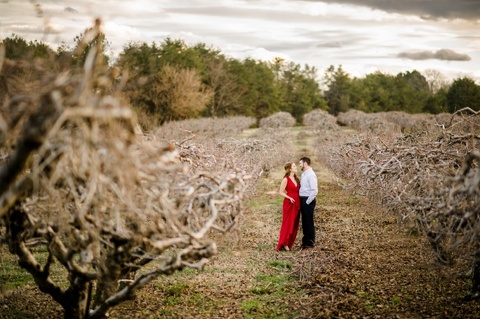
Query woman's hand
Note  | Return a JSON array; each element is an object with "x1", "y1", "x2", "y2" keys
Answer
[{"x1": 289, "y1": 197, "x2": 295, "y2": 203}]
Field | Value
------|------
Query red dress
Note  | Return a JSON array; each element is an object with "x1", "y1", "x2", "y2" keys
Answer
[{"x1": 276, "y1": 177, "x2": 300, "y2": 251}]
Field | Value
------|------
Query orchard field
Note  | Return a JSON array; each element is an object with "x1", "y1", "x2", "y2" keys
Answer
[{"x1": 2, "y1": 121, "x2": 480, "y2": 318}]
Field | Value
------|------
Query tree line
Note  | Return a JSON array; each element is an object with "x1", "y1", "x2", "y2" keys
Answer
[{"x1": 2, "y1": 32, "x2": 480, "y2": 128}]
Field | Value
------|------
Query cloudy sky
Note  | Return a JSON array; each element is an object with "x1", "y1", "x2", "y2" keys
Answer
[{"x1": 1, "y1": 0, "x2": 479, "y2": 82}]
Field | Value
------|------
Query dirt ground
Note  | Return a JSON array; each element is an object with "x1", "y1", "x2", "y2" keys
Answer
[{"x1": 2, "y1": 126, "x2": 480, "y2": 318}]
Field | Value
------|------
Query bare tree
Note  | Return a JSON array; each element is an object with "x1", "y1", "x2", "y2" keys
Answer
[
  {"x1": 423, "y1": 69, "x2": 450, "y2": 93},
  {"x1": 321, "y1": 109, "x2": 480, "y2": 298},
  {"x1": 0, "y1": 21, "x2": 249, "y2": 319}
]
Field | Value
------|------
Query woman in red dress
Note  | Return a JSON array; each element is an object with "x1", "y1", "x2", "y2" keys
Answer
[{"x1": 276, "y1": 162, "x2": 300, "y2": 251}]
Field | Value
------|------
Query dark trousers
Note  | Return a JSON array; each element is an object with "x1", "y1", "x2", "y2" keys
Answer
[{"x1": 300, "y1": 197, "x2": 316, "y2": 248}]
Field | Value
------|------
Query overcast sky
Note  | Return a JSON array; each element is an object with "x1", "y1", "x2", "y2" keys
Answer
[{"x1": 1, "y1": 0, "x2": 479, "y2": 82}]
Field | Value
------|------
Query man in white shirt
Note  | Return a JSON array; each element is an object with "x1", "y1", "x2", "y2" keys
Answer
[{"x1": 299, "y1": 157, "x2": 318, "y2": 250}]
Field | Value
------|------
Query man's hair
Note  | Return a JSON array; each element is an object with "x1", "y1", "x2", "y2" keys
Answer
[{"x1": 299, "y1": 157, "x2": 311, "y2": 165}]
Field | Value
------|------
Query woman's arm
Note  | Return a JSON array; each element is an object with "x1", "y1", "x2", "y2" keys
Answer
[{"x1": 279, "y1": 177, "x2": 294, "y2": 203}]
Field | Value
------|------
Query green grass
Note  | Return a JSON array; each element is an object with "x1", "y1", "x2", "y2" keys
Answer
[
  {"x1": 356, "y1": 289, "x2": 380, "y2": 312},
  {"x1": 151, "y1": 277, "x2": 228, "y2": 317},
  {"x1": 268, "y1": 260, "x2": 292, "y2": 270},
  {"x1": 0, "y1": 263, "x2": 33, "y2": 290},
  {"x1": 245, "y1": 180, "x2": 282, "y2": 210},
  {"x1": 0, "y1": 308, "x2": 36, "y2": 318},
  {"x1": 255, "y1": 242, "x2": 275, "y2": 252},
  {"x1": 0, "y1": 246, "x2": 68, "y2": 291},
  {"x1": 241, "y1": 299, "x2": 263, "y2": 315},
  {"x1": 241, "y1": 271, "x2": 299, "y2": 318},
  {"x1": 241, "y1": 297, "x2": 295, "y2": 319},
  {"x1": 164, "y1": 282, "x2": 189, "y2": 296},
  {"x1": 391, "y1": 295, "x2": 401, "y2": 305}
]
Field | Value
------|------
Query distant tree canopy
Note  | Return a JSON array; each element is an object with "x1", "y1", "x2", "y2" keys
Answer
[
  {"x1": 2, "y1": 24, "x2": 110, "y2": 71},
  {"x1": 323, "y1": 66, "x2": 459, "y2": 115},
  {"x1": 139, "y1": 64, "x2": 213, "y2": 123},
  {"x1": 115, "y1": 39, "x2": 327, "y2": 125},
  {"x1": 446, "y1": 77, "x2": 480, "y2": 113},
  {"x1": 2, "y1": 34, "x2": 55, "y2": 60},
  {"x1": 2, "y1": 34, "x2": 480, "y2": 125},
  {"x1": 70, "y1": 24, "x2": 110, "y2": 67},
  {"x1": 116, "y1": 39, "x2": 217, "y2": 125},
  {"x1": 323, "y1": 65, "x2": 352, "y2": 115},
  {"x1": 274, "y1": 59, "x2": 328, "y2": 120}
]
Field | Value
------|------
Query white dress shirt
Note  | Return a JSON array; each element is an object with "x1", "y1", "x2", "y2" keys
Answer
[{"x1": 299, "y1": 167, "x2": 318, "y2": 205}]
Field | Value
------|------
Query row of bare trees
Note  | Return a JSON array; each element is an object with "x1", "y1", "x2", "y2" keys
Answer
[{"x1": 317, "y1": 108, "x2": 480, "y2": 298}]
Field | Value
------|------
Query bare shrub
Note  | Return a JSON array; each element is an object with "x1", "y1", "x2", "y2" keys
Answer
[
  {"x1": 435, "y1": 111, "x2": 480, "y2": 135},
  {"x1": 0, "y1": 59, "x2": 45, "y2": 100},
  {"x1": 0, "y1": 21, "x2": 250, "y2": 319},
  {"x1": 146, "y1": 116, "x2": 294, "y2": 254},
  {"x1": 381, "y1": 111, "x2": 439, "y2": 134},
  {"x1": 259, "y1": 111, "x2": 296, "y2": 128},
  {"x1": 302, "y1": 109, "x2": 339, "y2": 131},
  {"x1": 434, "y1": 112, "x2": 454, "y2": 128},
  {"x1": 303, "y1": 109, "x2": 343, "y2": 162},
  {"x1": 154, "y1": 116, "x2": 293, "y2": 187},
  {"x1": 154, "y1": 116, "x2": 256, "y2": 142},
  {"x1": 337, "y1": 110, "x2": 480, "y2": 138},
  {"x1": 314, "y1": 130, "x2": 369, "y2": 183},
  {"x1": 215, "y1": 133, "x2": 293, "y2": 183},
  {"x1": 336, "y1": 110, "x2": 399, "y2": 134},
  {"x1": 156, "y1": 123, "x2": 294, "y2": 193}
]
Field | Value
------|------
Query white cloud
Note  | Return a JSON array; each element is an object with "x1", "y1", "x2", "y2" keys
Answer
[{"x1": 0, "y1": 0, "x2": 478, "y2": 81}]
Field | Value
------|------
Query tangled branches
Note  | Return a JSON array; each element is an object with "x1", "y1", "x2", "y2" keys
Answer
[
  {"x1": 155, "y1": 118, "x2": 294, "y2": 195},
  {"x1": 323, "y1": 110, "x2": 480, "y2": 296},
  {"x1": 0, "y1": 21, "x2": 250, "y2": 319}
]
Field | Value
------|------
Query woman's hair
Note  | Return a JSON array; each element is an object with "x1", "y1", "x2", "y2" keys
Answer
[{"x1": 283, "y1": 162, "x2": 300, "y2": 184}]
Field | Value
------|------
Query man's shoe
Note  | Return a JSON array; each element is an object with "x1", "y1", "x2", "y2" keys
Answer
[{"x1": 300, "y1": 246, "x2": 314, "y2": 251}]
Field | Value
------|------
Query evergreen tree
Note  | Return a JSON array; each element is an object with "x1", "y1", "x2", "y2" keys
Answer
[
  {"x1": 274, "y1": 60, "x2": 327, "y2": 121},
  {"x1": 323, "y1": 65, "x2": 352, "y2": 115},
  {"x1": 447, "y1": 77, "x2": 480, "y2": 112}
]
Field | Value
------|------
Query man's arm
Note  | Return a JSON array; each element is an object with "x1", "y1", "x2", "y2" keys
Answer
[{"x1": 306, "y1": 172, "x2": 318, "y2": 205}]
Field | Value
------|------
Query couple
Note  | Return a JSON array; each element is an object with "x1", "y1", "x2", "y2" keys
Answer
[{"x1": 276, "y1": 157, "x2": 318, "y2": 252}]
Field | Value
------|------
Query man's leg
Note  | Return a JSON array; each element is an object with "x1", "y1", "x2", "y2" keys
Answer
[{"x1": 301, "y1": 198, "x2": 315, "y2": 248}]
